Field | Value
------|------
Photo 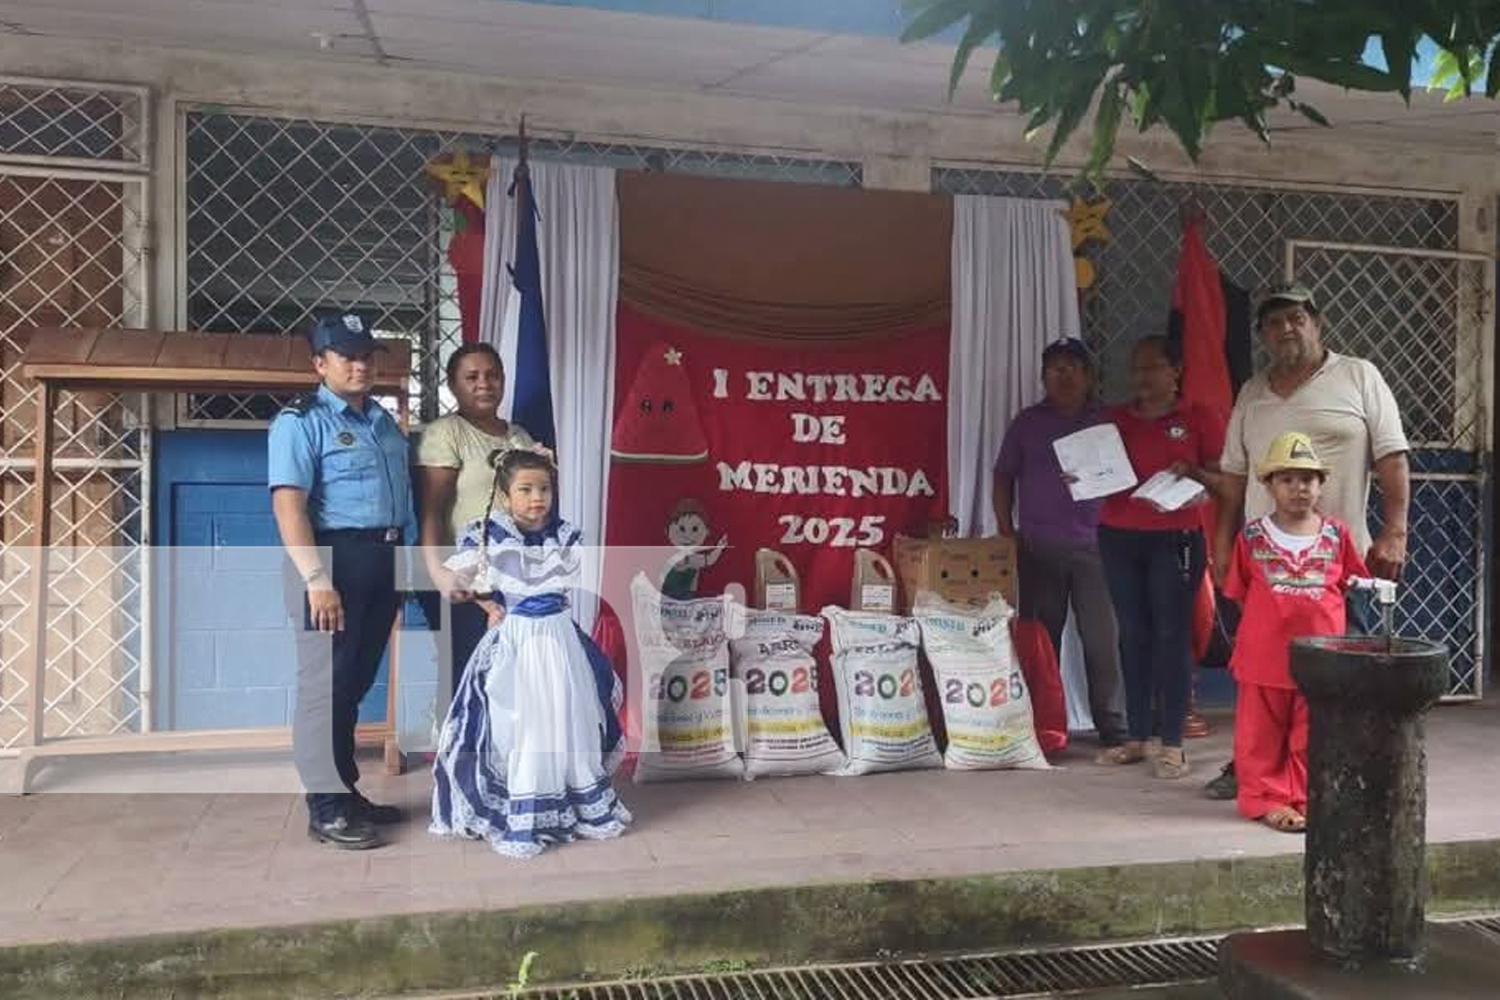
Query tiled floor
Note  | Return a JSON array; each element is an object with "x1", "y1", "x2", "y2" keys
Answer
[{"x1": 1, "y1": 702, "x2": 1496, "y2": 948}]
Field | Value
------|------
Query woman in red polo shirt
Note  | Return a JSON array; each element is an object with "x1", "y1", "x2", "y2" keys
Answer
[{"x1": 1096, "y1": 335, "x2": 1226, "y2": 778}]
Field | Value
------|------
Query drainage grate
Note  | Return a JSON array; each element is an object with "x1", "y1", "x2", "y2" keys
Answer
[
  {"x1": 513, "y1": 937, "x2": 1221, "y2": 999},
  {"x1": 1466, "y1": 916, "x2": 1500, "y2": 945},
  {"x1": 415, "y1": 915, "x2": 1500, "y2": 1000}
]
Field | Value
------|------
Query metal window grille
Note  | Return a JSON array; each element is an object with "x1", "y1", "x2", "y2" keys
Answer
[
  {"x1": 935, "y1": 164, "x2": 1484, "y2": 698},
  {"x1": 0, "y1": 76, "x2": 148, "y2": 169},
  {"x1": 1288, "y1": 242, "x2": 1487, "y2": 449},
  {"x1": 1292, "y1": 242, "x2": 1492, "y2": 699},
  {"x1": 0, "y1": 124, "x2": 151, "y2": 749},
  {"x1": 183, "y1": 112, "x2": 862, "y2": 425},
  {"x1": 933, "y1": 167, "x2": 1458, "y2": 397},
  {"x1": 181, "y1": 112, "x2": 492, "y2": 424}
]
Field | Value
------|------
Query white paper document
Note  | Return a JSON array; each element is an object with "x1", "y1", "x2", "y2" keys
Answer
[
  {"x1": 1131, "y1": 470, "x2": 1207, "y2": 513},
  {"x1": 1052, "y1": 424, "x2": 1137, "y2": 501}
]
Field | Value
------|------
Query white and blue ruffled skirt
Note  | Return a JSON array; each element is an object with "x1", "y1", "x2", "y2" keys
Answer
[{"x1": 430, "y1": 592, "x2": 630, "y2": 858}]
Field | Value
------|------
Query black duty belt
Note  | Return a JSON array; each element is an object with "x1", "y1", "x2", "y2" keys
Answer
[{"x1": 317, "y1": 527, "x2": 402, "y2": 543}]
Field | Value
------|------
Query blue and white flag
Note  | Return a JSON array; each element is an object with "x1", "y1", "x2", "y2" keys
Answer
[{"x1": 500, "y1": 160, "x2": 556, "y2": 450}]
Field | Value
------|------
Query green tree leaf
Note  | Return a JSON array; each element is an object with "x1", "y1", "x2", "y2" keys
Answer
[
  {"x1": 1380, "y1": 29, "x2": 1416, "y2": 99},
  {"x1": 903, "y1": 1, "x2": 1500, "y2": 179},
  {"x1": 899, "y1": 0, "x2": 975, "y2": 44},
  {"x1": 1431, "y1": 47, "x2": 1461, "y2": 87},
  {"x1": 1287, "y1": 99, "x2": 1332, "y2": 127},
  {"x1": 1085, "y1": 81, "x2": 1127, "y2": 179},
  {"x1": 1045, "y1": 88, "x2": 1099, "y2": 166},
  {"x1": 947, "y1": 10, "x2": 1002, "y2": 98}
]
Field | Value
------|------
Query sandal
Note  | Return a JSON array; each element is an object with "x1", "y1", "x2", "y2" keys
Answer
[
  {"x1": 1095, "y1": 742, "x2": 1147, "y2": 765},
  {"x1": 1152, "y1": 747, "x2": 1189, "y2": 780},
  {"x1": 1259, "y1": 807, "x2": 1307, "y2": 833}
]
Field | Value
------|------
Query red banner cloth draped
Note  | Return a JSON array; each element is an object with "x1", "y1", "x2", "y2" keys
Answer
[
  {"x1": 1172, "y1": 217, "x2": 1232, "y2": 661},
  {"x1": 1011, "y1": 619, "x2": 1068, "y2": 753},
  {"x1": 1174, "y1": 218, "x2": 1231, "y2": 419},
  {"x1": 449, "y1": 199, "x2": 485, "y2": 344},
  {"x1": 598, "y1": 301, "x2": 950, "y2": 730}
]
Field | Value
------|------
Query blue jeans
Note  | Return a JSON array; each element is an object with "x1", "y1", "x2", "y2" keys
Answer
[{"x1": 1098, "y1": 526, "x2": 1206, "y2": 748}]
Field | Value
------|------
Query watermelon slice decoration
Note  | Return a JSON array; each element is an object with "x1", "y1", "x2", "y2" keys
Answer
[{"x1": 611, "y1": 341, "x2": 710, "y2": 463}]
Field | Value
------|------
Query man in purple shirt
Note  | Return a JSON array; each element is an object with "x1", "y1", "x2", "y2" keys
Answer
[{"x1": 993, "y1": 338, "x2": 1127, "y2": 751}]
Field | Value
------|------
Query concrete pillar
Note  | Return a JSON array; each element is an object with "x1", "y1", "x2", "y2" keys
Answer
[{"x1": 1289, "y1": 635, "x2": 1450, "y2": 966}]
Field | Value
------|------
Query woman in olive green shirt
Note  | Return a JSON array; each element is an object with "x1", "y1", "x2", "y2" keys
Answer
[{"x1": 415, "y1": 343, "x2": 536, "y2": 695}]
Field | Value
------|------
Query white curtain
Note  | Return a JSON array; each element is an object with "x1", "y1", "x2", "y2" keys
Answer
[
  {"x1": 479, "y1": 156, "x2": 619, "y2": 631},
  {"x1": 947, "y1": 194, "x2": 1081, "y2": 537},
  {"x1": 949, "y1": 194, "x2": 1095, "y2": 731}
]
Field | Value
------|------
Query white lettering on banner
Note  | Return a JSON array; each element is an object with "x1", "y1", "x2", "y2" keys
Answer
[
  {"x1": 735, "y1": 371, "x2": 943, "y2": 404},
  {"x1": 790, "y1": 413, "x2": 848, "y2": 445},
  {"x1": 716, "y1": 462, "x2": 936, "y2": 499},
  {"x1": 780, "y1": 514, "x2": 886, "y2": 548},
  {"x1": 712, "y1": 368, "x2": 730, "y2": 399}
]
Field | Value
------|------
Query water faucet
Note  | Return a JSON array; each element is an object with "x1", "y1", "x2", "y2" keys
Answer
[{"x1": 1348, "y1": 576, "x2": 1398, "y2": 605}]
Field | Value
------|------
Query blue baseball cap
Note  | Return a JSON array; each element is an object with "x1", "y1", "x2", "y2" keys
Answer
[
  {"x1": 1042, "y1": 337, "x2": 1092, "y2": 369},
  {"x1": 308, "y1": 313, "x2": 386, "y2": 356}
]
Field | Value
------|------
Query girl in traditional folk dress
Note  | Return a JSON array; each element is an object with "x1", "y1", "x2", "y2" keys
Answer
[
  {"x1": 1222, "y1": 431, "x2": 1368, "y2": 834},
  {"x1": 430, "y1": 448, "x2": 630, "y2": 858}
]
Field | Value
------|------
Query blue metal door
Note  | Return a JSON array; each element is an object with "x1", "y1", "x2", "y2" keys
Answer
[{"x1": 153, "y1": 430, "x2": 389, "y2": 730}]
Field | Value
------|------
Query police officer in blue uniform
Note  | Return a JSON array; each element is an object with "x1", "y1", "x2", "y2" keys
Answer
[{"x1": 269, "y1": 313, "x2": 411, "y2": 849}]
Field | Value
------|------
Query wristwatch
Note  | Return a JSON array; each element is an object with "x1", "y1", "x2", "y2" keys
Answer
[{"x1": 303, "y1": 567, "x2": 328, "y2": 584}]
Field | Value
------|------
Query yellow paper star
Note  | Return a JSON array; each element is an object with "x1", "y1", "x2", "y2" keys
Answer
[
  {"x1": 425, "y1": 149, "x2": 489, "y2": 210},
  {"x1": 1059, "y1": 197, "x2": 1113, "y2": 250},
  {"x1": 1075, "y1": 257, "x2": 1097, "y2": 290}
]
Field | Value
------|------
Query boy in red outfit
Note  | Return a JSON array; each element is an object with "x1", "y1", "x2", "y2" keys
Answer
[{"x1": 1222, "y1": 431, "x2": 1369, "y2": 832}]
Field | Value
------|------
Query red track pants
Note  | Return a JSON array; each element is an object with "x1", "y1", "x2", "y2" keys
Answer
[{"x1": 1234, "y1": 681, "x2": 1309, "y2": 820}]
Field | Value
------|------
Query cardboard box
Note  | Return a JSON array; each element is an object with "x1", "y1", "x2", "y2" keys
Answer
[{"x1": 893, "y1": 533, "x2": 1017, "y2": 611}]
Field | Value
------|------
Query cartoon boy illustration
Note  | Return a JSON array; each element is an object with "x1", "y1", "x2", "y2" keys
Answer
[{"x1": 660, "y1": 498, "x2": 728, "y2": 599}]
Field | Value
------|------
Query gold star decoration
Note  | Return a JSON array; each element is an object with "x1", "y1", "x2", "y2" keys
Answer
[
  {"x1": 1059, "y1": 198, "x2": 1112, "y2": 290},
  {"x1": 425, "y1": 148, "x2": 490, "y2": 211},
  {"x1": 1074, "y1": 258, "x2": 1098, "y2": 290},
  {"x1": 663, "y1": 346, "x2": 683, "y2": 366},
  {"x1": 1059, "y1": 197, "x2": 1113, "y2": 250}
]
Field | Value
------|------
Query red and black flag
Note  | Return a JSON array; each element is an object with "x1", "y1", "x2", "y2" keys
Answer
[{"x1": 1166, "y1": 213, "x2": 1252, "y2": 665}]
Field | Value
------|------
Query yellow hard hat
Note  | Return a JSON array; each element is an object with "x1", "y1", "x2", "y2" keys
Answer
[{"x1": 1257, "y1": 431, "x2": 1328, "y2": 481}]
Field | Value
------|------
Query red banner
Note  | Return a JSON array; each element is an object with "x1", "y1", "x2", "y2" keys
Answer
[
  {"x1": 603, "y1": 303, "x2": 950, "y2": 613},
  {"x1": 449, "y1": 199, "x2": 486, "y2": 344}
]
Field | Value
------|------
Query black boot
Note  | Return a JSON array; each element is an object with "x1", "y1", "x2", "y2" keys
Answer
[
  {"x1": 308, "y1": 803, "x2": 381, "y2": 849},
  {"x1": 350, "y1": 791, "x2": 404, "y2": 826},
  {"x1": 1204, "y1": 761, "x2": 1238, "y2": 800}
]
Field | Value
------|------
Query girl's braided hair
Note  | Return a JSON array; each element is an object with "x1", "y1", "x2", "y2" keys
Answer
[{"x1": 476, "y1": 446, "x2": 559, "y2": 569}]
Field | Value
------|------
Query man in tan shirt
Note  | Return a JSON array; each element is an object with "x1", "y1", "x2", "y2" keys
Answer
[{"x1": 1206, "y1": 281, "x2": 1410, "y2": 798}]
